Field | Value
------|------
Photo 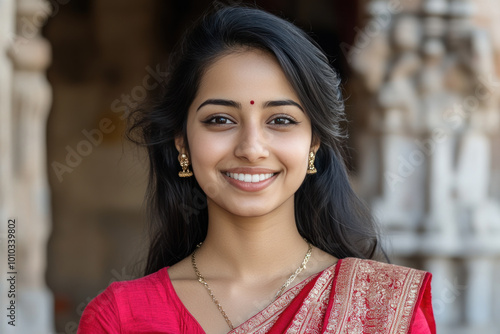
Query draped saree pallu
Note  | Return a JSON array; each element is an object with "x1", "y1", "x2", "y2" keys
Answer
[
  {"x1": 77, "y1": 258, "x2": 435, "y2": 333},
  {"x1": 234, "y1": 258, "x2": 436, "y2": 334}
]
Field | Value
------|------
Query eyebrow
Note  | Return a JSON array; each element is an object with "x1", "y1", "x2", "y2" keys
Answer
[
  {"x1": 197, "y1": 99, "x2": 241, "y2": 111},
  {"x1": 196, "y1": 98, "x2": 304, "y2": 112},
  {"x1": 264, "y1": 99, "x2": 304, "y2": 112}
]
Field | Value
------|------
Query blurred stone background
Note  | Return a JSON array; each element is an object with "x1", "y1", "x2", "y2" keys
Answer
[{"x1": 1, "y1": 0, "x2": 499, "y2": 333}]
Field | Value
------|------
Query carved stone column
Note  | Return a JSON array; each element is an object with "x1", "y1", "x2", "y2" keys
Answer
[
  {"x1": 350, "y1": 0, "x2": 500, "y2": 332},
  {"x1": 420, "y1": 0, "x2": 459, "y2": 245},
  {"x1": 425, "y1": 258, "x2": 460, "y2": 326},
  {"x1": 6, "y1": 0, "x2": 54, "y2": 332},
  {"x1": 0, "y1": 0, "x2": 16, "y2": 332},
  {"x1": 465, "y1": 258, "x2": 493, "y2": 326}
]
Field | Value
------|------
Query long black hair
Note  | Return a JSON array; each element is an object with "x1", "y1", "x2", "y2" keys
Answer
[{"x1": 129, "y1": 4, "x2": 384, "y2": 275}]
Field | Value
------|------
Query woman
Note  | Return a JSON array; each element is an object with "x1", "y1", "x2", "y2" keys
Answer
[{"x1": 78, "y1": 5, "x2": 435, "y2": 334}]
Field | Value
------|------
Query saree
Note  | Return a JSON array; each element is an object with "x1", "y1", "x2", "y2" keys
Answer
[
  {"x1": 233, "y1": 257, "x2": 435, "y2": 333},
  {"x1": 78, "y1": 257, "x2": 435, "y2": 333}
]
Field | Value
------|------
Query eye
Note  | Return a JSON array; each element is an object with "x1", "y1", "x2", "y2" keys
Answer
[
  {"x1": 203, "y1": 116, "x2": 235, "y2": 125},
  {"x1": 268, "y1": 116, "x2": 298, "y2": 125}
]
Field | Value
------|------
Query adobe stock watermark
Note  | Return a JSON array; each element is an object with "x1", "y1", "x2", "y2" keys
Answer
[
  {"x1": 385, "y1": 74, "x2": 500, "y2": 190},
  {"x1": 58, "y1": 267, "x2": 137, "y2": 334},
  {"x1": 180, "y1": 178, "x2": 234, "y2": 222},
  {"x1": 6, "y1": 0, "x2": 71, "y2": 56},
  {"x1": 432, "y1": 276, "x2": 467, "y2": 316},
  {"x1": 6, "y1": 219, "x2": 17, "y2": 327},
  {"x1": 181, "y1": 186, "x2": 207, "y2": 223},
  {"x1": 51, "y1": 64, "x2": 166, "y2": 182},
  {"x1": 19, "y1": 0, "x2": 71, "y2": 39},
  {"x1": 340, "y1": 0, "x2": 410, "y2": 64}
]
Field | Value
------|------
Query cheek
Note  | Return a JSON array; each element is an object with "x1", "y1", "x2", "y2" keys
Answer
[
  {"x1": 187, "y1": 130, "x2": 231, "y2": 174},
  {"x1": 187, "y1": 134, "x2": 209, "y2": 173},
  {"x1": 273, "y1": 133, "x2": 312, "y2": 173},
  {"x1": 187, "y1": 130, "x2": 235, "y2": 199}
]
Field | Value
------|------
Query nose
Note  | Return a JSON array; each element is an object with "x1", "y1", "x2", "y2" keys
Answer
[{"x1": 233, "y1": 122, "x2": 270, "y2": 162}]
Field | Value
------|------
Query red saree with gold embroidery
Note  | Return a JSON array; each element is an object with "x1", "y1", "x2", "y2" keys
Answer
[
  {"x1": 232, "y1": 257, "x2": 435, "y2": 334},
  {"x1": 78, "y1": 257, "x2": 435, "y2": 333}
]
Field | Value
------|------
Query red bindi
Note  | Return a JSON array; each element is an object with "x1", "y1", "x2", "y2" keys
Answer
[{"x1": 250, "y1": 100, "x2": 255, "y2": 105}]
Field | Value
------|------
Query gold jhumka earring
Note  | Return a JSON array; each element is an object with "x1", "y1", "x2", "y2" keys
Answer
[
  {"x1": 306, "y1": 151, "x2": 317, "y2": 174},
  {"x1": 178, "y1": 153, "x2": 193, "y2": 177}
]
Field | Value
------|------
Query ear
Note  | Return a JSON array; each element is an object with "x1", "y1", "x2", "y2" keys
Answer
[
  {"x1": 311, "y1": 136, "x2": 320, "y2": 154},
  {"x1": 175, "y1": 135, "x2": 186, "y2": 154}
]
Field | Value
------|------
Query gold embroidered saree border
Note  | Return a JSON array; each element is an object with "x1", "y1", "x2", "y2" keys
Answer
[
  {"x1": 326, "y1": 258, "x2": 427, "y2": 334},
  {"x1": 231, "y1": 273, "x2": 315, "y2": 334},
  {"x1": 286, "y1": 266, "x2": 335, "y2": 333},
  {"x1": 231, "y1": 264, "x2": 337, "y2": 334}
]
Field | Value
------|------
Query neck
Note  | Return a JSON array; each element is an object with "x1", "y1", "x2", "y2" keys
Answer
[{"x1": 197, "y1": 198, "x2": 309, "y2": 281}]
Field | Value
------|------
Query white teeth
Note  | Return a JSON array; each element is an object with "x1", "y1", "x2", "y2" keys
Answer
[{"x1": 225, "y1": 172, "x2": 275, "y2": 183}]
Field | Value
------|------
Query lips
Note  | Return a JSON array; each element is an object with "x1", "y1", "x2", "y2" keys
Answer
[{"x1": 222, "y1": 168, "x2": 278, "y2": 192}]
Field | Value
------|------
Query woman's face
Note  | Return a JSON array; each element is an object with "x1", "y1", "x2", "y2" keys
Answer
[{"x1": 179, "y1": 49, "x2": 316, "y2": 218}]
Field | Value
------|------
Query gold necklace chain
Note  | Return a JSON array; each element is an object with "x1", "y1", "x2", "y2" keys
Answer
[
  {"x1": 191, "y1": 241, "x2": 313, "y2": 330},
  {"x1": 272, "y1": 242, "x2": 313, "y2": 302}
]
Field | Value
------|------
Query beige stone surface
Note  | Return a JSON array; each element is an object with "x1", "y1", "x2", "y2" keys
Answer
[{"x1": 351, "y1": 0, "x2": 500, "y2": 332}]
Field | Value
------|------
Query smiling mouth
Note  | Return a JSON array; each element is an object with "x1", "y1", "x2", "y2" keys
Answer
[{"x1": 224, "y1": 172, "x2": 275, "y2": 183}]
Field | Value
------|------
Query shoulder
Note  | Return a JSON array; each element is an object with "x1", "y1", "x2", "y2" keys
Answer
[
  {"x1": 96, "y1": 267, "x2": 171, "y2": 306},
  {"x1": 167, "y1": 255, "x2": 195, "y2": 281},
  {"x1": 336, "y1": 257, "x2": 432, "y2": 297},
  {"x1": 339, "y1": 257, "x2": 430, "y2": 281},
  {"x1": 77, "y1": 268, "x2": 173, "y2": 333},
  {"x1": 111, "y1": 267, "x2": 170, "y2": 296}
]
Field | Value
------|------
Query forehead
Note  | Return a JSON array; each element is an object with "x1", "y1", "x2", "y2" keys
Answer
[{"x1": 194, "y1": 49, "x2": 299, "y2": 102}]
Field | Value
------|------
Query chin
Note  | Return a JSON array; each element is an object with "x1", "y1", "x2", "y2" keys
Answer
[
  {"x1": 226, "y1": 206, "x2": 272, "y2": 218},
  {"x1": 221, "y1": 198, "x2": 292, "y2": 218}
]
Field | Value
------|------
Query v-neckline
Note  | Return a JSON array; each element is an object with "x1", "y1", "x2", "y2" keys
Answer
[{"x1": 164, "y1": 262, "x2": 338, "y2": 333}]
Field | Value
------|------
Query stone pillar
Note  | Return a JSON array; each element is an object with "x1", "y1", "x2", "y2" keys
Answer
[
  {"x1": 465, "y1": 258, "x2": 493, "y2": 326},
  {"x1": 0, "y1": 0, "x2": 16, "y2": 333},
  {"x1": 425, "y1": 258, "x2": 461, "y2": 326},
  {"x1": 350, "y1": 0, "x2": 500, "y2": 332},
  {"x1": 5, "y1": 0, "x2": 54, "y2": 332},
  {"x1": 420, "y1": 0, "x2": 459, "y2": 245},
  {"x1": 373, "y1": 10, "x2": 424, "y2": 232}
]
